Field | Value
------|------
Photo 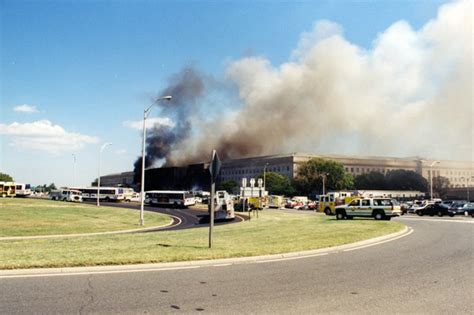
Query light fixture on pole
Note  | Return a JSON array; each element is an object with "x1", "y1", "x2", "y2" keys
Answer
[
  {"x1": 97, "y1": 142, "x2": 112, "y2": 207},
  {"x1": 140, "y1": 95, "x2": 172, "y2": 226},
  {"x1": 429, "y1": 160, "x2": 440, "y2": 201}
]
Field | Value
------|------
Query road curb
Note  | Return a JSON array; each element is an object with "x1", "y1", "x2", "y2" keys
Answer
[{"x1": 0, "y1": 226, "x2": 411, "y2": 277}]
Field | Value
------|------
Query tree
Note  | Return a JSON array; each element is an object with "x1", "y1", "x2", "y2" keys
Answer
[
  {"x1": 0, "y1": 172, "x2": 13, "y2": 182},
  {"x1": 294, "y1": 158, "x2": 353, "y2": 196},
  {"x1": 432, "y1": 176, "x2": 450, "y2": 199},
  {"x1": 258, "y1": 172, "x2": 296, "y2": 196},
  {"x1": 354, "y1": 171, "x2": 386, "y2": 189},
  {"x1": 385, "y1": 170, "x2": 427, "y2": 192},
  {"x1": 217, "y1": 180, "x2": 239, "y2": 194}
]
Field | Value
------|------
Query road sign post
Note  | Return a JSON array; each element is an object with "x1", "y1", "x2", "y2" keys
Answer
[{"x1": 208, "y1": 150, "x2": 221, "y2": 249}]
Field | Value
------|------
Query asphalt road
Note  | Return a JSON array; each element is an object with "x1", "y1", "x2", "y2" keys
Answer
[
  {"x1": 84, "y1": 201, "x2": 246, "y2": 231},
  {"x1": 1, "y1": 216, "x2": 472, "y2": 314}
]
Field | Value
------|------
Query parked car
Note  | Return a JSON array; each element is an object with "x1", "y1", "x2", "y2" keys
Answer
[
  {"x1": 448, "y1": 201, "x2": 468, "y2": 215},
  {"x1": 415, "y1": 204, "x2": 455, "y2": 217},
  {"x1": 335, "y1": 198, "x2": 400, "y2": 220},
  {"x1": 408, "y1": 202, "x2": 427, "y2": 214},
  {"x1": 307, "y1": 201, "x2": 318, "y2": 210},
  {"x1": 459, "y1": 202, "x2": 474, "y2": 217}
]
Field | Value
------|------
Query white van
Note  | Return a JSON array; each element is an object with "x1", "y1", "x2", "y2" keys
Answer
[{"x1": 50, "y1": 189, "x2": 83, "y2": 202}]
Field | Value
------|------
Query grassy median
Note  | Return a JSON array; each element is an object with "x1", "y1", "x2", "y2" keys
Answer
[
  {"x1": 0, "y1": 203, "x2": 404, "y2": 269},
  {"x1": 0, "y1": 198, "x2": 171, "y2": 237}
]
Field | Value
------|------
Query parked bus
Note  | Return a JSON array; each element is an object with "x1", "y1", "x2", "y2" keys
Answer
[
  {"x1": 144, "y1": 190, "x2": 196, "y2": 208},
  {"x1": 15, "y1": 183, "x2": 32, "y2": 197},
  {"x1": 71, "y1": 187, "x2": 134, "y2": 202},
  {"x1": 0, "y1": 182, "x2": 16, "y2": 198}
]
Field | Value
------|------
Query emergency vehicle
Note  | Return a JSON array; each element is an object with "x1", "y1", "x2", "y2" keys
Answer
[
  {"x1": 335, "y1": 197, "x2": 401, "y2": 220},
  {"x1": 318, "y1": 191, "x2": 357, "y2": 215},
  {"x1": 209, "y1": 190, "x2": 235, "y2": 220},
  {"x1": 268, "y1": 195, "x2": 284, "y2": 208}
]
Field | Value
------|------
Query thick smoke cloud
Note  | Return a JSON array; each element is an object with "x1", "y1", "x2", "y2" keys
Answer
[
  {"x1": 144, "y1": 0, "x2": 472, "y2": 168},
  {"x1": 133, "y1": 67, "x2": 205, "y2": 181}
]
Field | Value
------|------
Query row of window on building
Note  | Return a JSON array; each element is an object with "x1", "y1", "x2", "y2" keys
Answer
[
  {"x1": 345, "y1": 167, "x2": 396, "y2": 174},
  {"x1": 220, "y1": 165, "x2": 291, "y2": 176}
]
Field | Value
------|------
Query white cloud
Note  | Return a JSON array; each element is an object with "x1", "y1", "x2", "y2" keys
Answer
[
  {"x1": 0, "y1": 120, "x2": 99, "y2": 153},
  {"x1": 123, "y1": 117, "x2": 175, "y2": 130},
  {"x1": 13, "y1": 104, "x2": 39, "y2": 113}
]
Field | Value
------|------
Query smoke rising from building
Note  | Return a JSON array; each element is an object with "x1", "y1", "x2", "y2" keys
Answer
[
  {"x1": 140, "y1": 0, "x2": 472, "y2": 171},
  {"x1": 133, "y1": 67, "x2": 205, "y2": 181}
]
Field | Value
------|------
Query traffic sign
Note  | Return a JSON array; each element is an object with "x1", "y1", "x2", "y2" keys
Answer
[{"x1": 209, "y1": 150, "x2": 221, "y2": 183}]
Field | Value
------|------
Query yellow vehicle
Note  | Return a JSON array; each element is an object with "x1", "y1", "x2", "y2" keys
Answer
[
  {"x1": 0, "y1": 182, "x2": 16, "y2": 198},
  {"x1": 318, "y1": 191, "x2": 356, "y2": 215},
  {"x1": 247, "y1": 196, "x2": 266, "y2": 210},
  {"x1": 268, "y1": 195, "x2": 284, "y2": 208}
]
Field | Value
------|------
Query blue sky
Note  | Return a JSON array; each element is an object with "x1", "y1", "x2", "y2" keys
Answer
[{"x1": 0, "y1": 0, "x2": 459, "y2": 187}]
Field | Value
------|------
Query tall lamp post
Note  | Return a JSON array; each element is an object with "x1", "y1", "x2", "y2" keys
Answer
[
  {"x1": 429, "y1": 160, "x2": 440, "y2": 201},
  {"x1": 263, "y1": 163, "x2": 269, "y2": 190},
  {"x1": 140, "y1": 95, "x2": 172, "y2": 226},
  {"x1": 321, "y1": 172, "x2": 329, "y2": 196},
  {"x1": 97, "y1": 142, "x2": 112, "y2": 206}
]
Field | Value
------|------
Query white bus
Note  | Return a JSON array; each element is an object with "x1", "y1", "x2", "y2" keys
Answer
[
  {"x1": 144, "y1": 190, "x2": 196, "y2": 208},
  {"x1": 15, "y1": 183, "x2": 32, "y2": 197},
  {"x1": 72, "y1": 187, "x2": 134, "y2": 202}
]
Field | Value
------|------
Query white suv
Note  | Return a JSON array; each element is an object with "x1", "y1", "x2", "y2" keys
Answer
[{"x1": 335, "y1": 198, "x2": 401, "y2": 221}]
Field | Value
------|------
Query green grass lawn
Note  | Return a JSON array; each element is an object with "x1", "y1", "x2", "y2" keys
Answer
[
  {"x1": 0, "y1": 198, "x2": 171, "y2": 237},
  {"x1": 0, "y1": 206, "x2": 404, "y2": 269}
]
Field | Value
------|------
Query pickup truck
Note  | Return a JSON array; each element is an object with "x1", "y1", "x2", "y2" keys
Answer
[{"x1": 335, "y1": 198, "x2": 401, "y2": 221}]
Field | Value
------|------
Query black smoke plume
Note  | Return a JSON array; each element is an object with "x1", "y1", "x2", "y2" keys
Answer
[{"x1": 133, "y1": 67, "x2": 205, "y2": 185}]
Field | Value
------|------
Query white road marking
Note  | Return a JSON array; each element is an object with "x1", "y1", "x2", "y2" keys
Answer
[
  {"x1": 343, "y1": 228, "x2": 414, "y2": 252},
  {"x1": 0, "y1": 266, "x2": 201, "y2": 279},
  {"x1": 397, "y1": 217, "x2": 474, "y2": 224},
  {"x1": 211, "y1": 263, "x2": 232, "y2": 267},
  {"x1": 255, "y1": 253, "x2": 328, "y2": 264}
]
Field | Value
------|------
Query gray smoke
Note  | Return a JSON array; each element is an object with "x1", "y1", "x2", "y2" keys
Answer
[
  {"x1": 145, "y1": 0, "x2": 472, "y2": 167},
  {"x1": 133, "y1": 67, "x2": 205, "y2": 177}
]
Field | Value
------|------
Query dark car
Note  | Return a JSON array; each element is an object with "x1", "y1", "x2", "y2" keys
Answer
[
  {"x1": 448, "y1": 201, "x2": 468, "y2": 215},
  {"x1": 458, "y1": 203, "x2": 474, "y2": 217},
  {"x1": 415, "y1": 204, "x2": 456, "y2": 217}
]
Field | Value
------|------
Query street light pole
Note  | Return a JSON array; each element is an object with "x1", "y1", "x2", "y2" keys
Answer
[
  {"x1": 97, "y1": 142, "x2": 112, "y2": 207},
  {"x1": 140, "y1": 95, "x2": 172, "y2": 226},
  {"x1": 263, "y1": 163, "x2": 269, "y2": 190},
  {"x1": 321, "y1": 172, "x2": 329, "y2": 196},
  {"x1": 429, "y1": 160, "x2": 440, "y2": 200}
]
